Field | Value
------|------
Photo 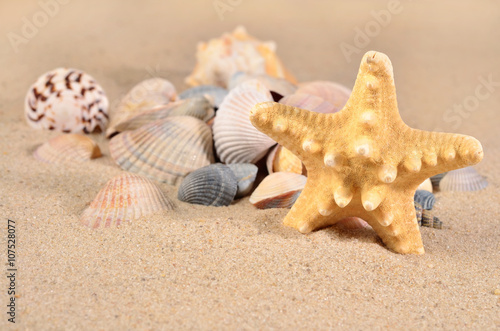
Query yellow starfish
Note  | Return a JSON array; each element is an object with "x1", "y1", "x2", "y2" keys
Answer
[{"x1": 249, "y1": 51, "x2": 483, "y2": 254}]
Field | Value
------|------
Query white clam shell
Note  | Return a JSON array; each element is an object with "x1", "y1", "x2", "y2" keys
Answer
[
  {"x1": 213, "y1": 79, "x2": 276, "y2": 164},
  {"x1": 439, "y1": 166, "x2": 488, "y2": 191},
  {"x1": 296, "y1": 81, "x2": 351, "y2": 111},
  {"x1": 279, "y1": 93, "x2": 337, "y2": 114},
  {"x1": 249, "y1": 172, "x2": 307, "y2": 209},
  {"x1": 25, "y1": 68, "x2": 109, "y2": 133},
  {"x1": 34, "y1": 134, "x2": 101, "y2": 164},
  {"x1": 266, "y1": 144, "x2": 304, "y2": 175},
  {"x1": 80, "y1": 172, "x2": 174, "y2": 228},
  {"x1": 229, "y1": 72, "x2": 297, "y2": 97}
]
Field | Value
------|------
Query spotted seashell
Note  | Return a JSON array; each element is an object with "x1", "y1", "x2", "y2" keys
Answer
[
  {"x1": 414, "y1": 190, "x2": 435, "y2": 210},
  {"x1": 80, "y1": 172, "x2": 174, "y2": 228},
  {"x1": 229, "y1": 72, "x2": 297, "y2": 97},
  {"x1": 113, "y1": 97, "x2": 214, "y2": 133},
  {"x1": 106, "y1": 78, "x2": 177, "y2": 137},
  {"x1": 439, "y1": 167, "x2": 487, "y2": 192},
  {"x1": 279, "y1": 93, "x2": 337, "y2": 114},
  {"x1": 109, "y1": 116, "x2": 214, "y2": 185},
  {"x1": 177, "y1": 164, "x2": 237, "y2": 206},
  {"x1": 185, "y1": 26, "x2": 296, "y2": 88},
  {"x1": 295, "y1": 81, "x2": 351, "y2": 111},
  {"x1": 34, "y1": 134, "x2": 101, "y2": 164},
  {"x1": 430, "y1": 172, "x2": 447, "y2": 190},
  {"x1": 213, "y1": 79, "x2": 276, "y2": 164},
  {"x1": 266, "y1": 144, "x2": 304, "y2": 175},
  {"x1": 249, "y1": 172, "x2": 307, "y2": 209},
  {"x1": 25, "y1": 68, "x2": 109, "y2": 133},
  {"x1": 227, "y1": 163, "x2": 258, "y2": 198},
  {"x1": 179, "y1": 85, "x2": 228, "y2": 110}
]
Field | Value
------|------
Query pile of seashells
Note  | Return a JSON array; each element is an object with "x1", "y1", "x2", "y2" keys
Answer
[{"x1": 24, "y1": 27, "x2": 488, "y2": 229}]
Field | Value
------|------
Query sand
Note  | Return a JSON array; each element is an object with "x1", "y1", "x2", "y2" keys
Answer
[{"x1": 0, "y1": 0, "x2": 499, "y2": 329}]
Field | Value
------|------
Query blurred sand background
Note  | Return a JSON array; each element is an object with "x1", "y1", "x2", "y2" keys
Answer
[{"x1": 0, "y1": 0, "x2": 499, "y2": 329}]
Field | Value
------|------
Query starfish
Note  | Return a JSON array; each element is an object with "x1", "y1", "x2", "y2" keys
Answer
[{"x1": 249, "y1": 51, "x2": 483, "y2": 254}]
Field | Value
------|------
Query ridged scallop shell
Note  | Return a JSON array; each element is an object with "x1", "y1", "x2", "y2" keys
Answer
[
  {"x1": 213, "y1": 79, "x2": 276, "y2": 164},
  {"x1": 177, "y1": 164, "x2": 237, "y2": 206},
  {"x1": 227, "y1": 163, "x2": 258, "y2": 198},
  {"x1": 296, "y1": 81, "x2": 351, "y2": 110},
  {"x1": 106, "y1": 78, "x2": 177, "y2": 137},
  {"x1": 279, "y1": 93, "x2": 337, "y2": 114},
  {"x1": 114, "y1": 97, "x2": 214, "y2": 133},
  {"x1": 185, "y1": 26, "x2": 296, "y2": 88},
  {"x1": 25, "y1": 68, "x2": 109, "y2": 133},
  {"x1": 266, "y1": 145, "x2": 303, "y2": 175},
  {"x1": 109, "y1": 116, "x2": 214, "y2": 185},
  {"x1": 439, "y1": 167, "x2": 488, "y2": 191},
  {"x1": 417, "y1": 178, "x2": 433, "y2": 193},
  {"x1": 414, "y1": 190, "x2": 435, "y2": 210},
  {"x1": 229, "y1": 72, "x2": 297, "y2": 97},
  {"x1": 80, "y1": 172, "x2": 174, "y2": 228},
  {"x1": 34, "y1": 134, "x2": 101, "y2": 164},
  {"x1": 179, "y1": 85, "x2": 228, "y2": 110},
  {"x1": 249, "y1": 172, "x2": 307, "y2": 209}
]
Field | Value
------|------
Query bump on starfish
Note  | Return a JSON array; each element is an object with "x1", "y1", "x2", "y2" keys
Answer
[{"x1": 249, "y1": 50, "x2": 483, "y2": 255}]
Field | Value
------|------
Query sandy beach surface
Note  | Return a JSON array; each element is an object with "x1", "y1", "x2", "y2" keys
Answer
[{"x1": 1, "y1": 0, "x2": 499, "y2": 329}]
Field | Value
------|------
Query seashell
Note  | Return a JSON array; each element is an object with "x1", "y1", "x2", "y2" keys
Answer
[
  {"x1": 266, "y1": 144, "x2": 303, "y2": 175},
  {"x1": 80, "y1": 172, "x2": 174, "y2": 228},
  {"x1": 34, "y1": 134, "x2": 101, "y2": 164},
  {"x1": 420, "y1": 210, "x2": 442, "y2": 229},
  {"x1": 177, "y1": 164, "x2": 237, "y2": 206},
  {"x1": 417, "y1": 178, "x2": 433, "y2": 193},
  {"x1": 295, "y1": 81, "x2": 351, "y2": 111},
  {"x1": 109, "y1": 116, "x2": 214, "y2": 185},
  {"x1": 227, "y1": 163, "x2": 258, "y2": 198},
  {"x1": 228, "y1": 72, "x2": 297, "y2": 97},
  {"x1": 414, "y1": 202, "x2": 423, "y2": 222},
  {"x1": 249, "y1": 172, "x2": 307, "y2": 209},
  {"x1": 439, "y1": 166, "x2": 488, "y2": 191},
  {"x1": 185, "y1": 26, "x2": 297, "y2": 88},
  {"x1": 114, "y1": 96, "x2": 214, "y2": 133},
  {"x1": 279, "y1": 93, "x2": 337, "y2": 114},
  {"x1": 414, "y1": 190, "x2": 435, "y2": 210},
  {"x1": 430, "y1": 172, "x2": 447, "y2": 190},
  {"x1": 179, "y1": 85, "x2": 228, "y2": 110},
  {"x1": 336, "y1": 217, "x2": 371, "y2": 230},
  {"x1": 213, "y1": 79, "x2": 277, "y2": 164},
  {"x1": 106, "y1": 78, "x2": 177, "y2": 137},
  {"x1": 25, "y1": 68, "x2": 109, "y2": 133}
]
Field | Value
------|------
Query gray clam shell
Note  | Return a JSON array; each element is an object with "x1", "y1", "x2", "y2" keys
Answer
[
  {"x1": 227, "y1": 163, "x2": 258, "y2": 198},
  {"x1": 179, "y1": 85, "x2": 228, "y2": 109},
  {"x1": 414, "y1": 190, "x2": 436, "y2": 210},
  {"x1": 177, "y1": 164, "x2": 238, "y2": 206},
  {"x1": 439, "y1": 167, "x2": 488, "y2": 192}
]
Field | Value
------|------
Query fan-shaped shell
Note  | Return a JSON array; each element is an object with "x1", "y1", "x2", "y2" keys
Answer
[
  {"x1": 296, "y1": 81, "x2": 351, "y2": 111},
  {"x1": 279, "y1": 93, "x2": 337, "y2": 114},
  {"x1": 249, "y1": 172, "x2": 307, "y2": 209},
  {"x1": 80, "y1": 172, "x2": 174, "y2": 228},
  {"x1": 25, "y1": 68, "x2": 109, "y2": 133},
  {"x1": 177, "y1": 164, "x2": 237, "y2": 206},
  {"x1": 229, "y1": 72, "x2": 297, "y2": 97},
  {"x1": 439, "y1": 167, "x2": 487, "y2": 191},
  {"x1": 114, "y1": 97, "x2": 214, "y2": 133},
  {"x1": 34, "y1": 134, "x2": 101, "y2": 164},
  {"x1": 106, "y1": 78, "x2": 177, "y2": 137},
  {"x1": 266, "y1": 145, "x2": 303, "y2": 175},
  {"x1": 227, "y1": 163, "x2": 258, "y2": 198},
  {"x1": 109, "y1": 116, "x2": 214, "y2": 185},
  {"x1": 414, "y1": 190, "x2": 435, "y2": 210},
  {"x1": 185, "y1": 26, "x2": 296, "y2": 88},
  {"x1": 179, "y1": 85, "x2": 228, "y2": 110},
  {"x1": 213, "y1": 79, "x2": 277, "y2": 164}
]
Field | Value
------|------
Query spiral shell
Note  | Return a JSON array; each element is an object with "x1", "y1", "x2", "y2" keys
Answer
[
  {"x1": 25, "y1": 68, "x2": 109, "y2": 133},
  {"x1": 80, "y1": 172, "x2": 174, "y2": 228},
  {"x1": 295, "y1": 81, "x2": 351, "y2": 111},
  {"x1": 249, "y1": 172, "x2": 307, "y2": 209},
  {"x1": 177, "y1": 164, "x2": 237, "y2": 206},
  {"x1": 414, "y1": 202, "x2": 442, "y2": 229},
  {"x1": 227, "y1": 163, "x2": 258, "y2": 198},
  {"x1": 109, "y1": 116, "x2": 214, "y2": 185},
  {"x1": 439, "y1": 167, "x2": 488, "y2": 192},
  {"x1": 34, "y1": 134, "x2": 101, "y2": 164}
]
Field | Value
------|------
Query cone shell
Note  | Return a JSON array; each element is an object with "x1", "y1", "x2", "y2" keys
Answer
[
  {"x1": 185, "y1": 26, "x2": 296, "y2": 88},
  {"x1": 109, "y1": 116, "x2": 214, "y2": 185},
  {"x1": 249, "y1": 172, "x2": 307, "y2": 209},
  {"x1": 25, "y1": 68, "x2": 109, "y2": 133},
  {"x1": 414, "y1": 190, "x2": 435, "y2": 210},
  {"x1": 80, "y1": 172, "x2": 174, "y2": 228},
  {"x1": 34, "y1": 134, "x2": 101, "y2": 164},
  {"x1": 439, "y1": 167, "x2": 487, "y2": 191},
  {"x1": 417, "y1": 178, "x2": 433, "y2": 193},
  {"x1": 266, "y1": 145, "x2": 304, "y2": 175},
  {"x1": 229, "y1": 72, "x2": 297, "y2": 97},
  {"x1": 227, "y1": 163, "x2": 258, "y2": 198},
  {"x1": 296, "y1": 81, "x2": 351, "y2": 110},
  {"x1": 106, "y1": 78, "x2": 177, "y2": 137},
  {"x1": 177, "y1": 164, "x2": 237, "y2": 206},
  {"x1": 213, "y1": 79, "x2": 276, "y2": 164},
  {"x1": 279, "y1": 93, "x2": 337, "y2": 114},
  {"x1": 179, "y1": 85, "x2": 228, "y2": 110}
]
